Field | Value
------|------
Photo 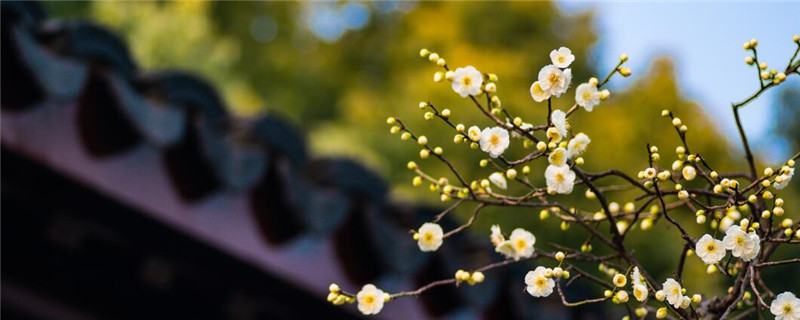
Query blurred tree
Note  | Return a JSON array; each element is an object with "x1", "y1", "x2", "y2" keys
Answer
[{"x1": 43, "y1": 0, "x2": 798, "y2": 303}]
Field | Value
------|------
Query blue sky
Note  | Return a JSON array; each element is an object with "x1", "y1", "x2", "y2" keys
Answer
[{"x1": 559, "y1": 1, "x2": 800, "y2": 161}]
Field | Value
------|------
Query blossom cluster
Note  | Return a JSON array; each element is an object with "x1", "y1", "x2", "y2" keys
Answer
[{"x1": 329, "y1": 36, "x2": 800, "y2": 319}]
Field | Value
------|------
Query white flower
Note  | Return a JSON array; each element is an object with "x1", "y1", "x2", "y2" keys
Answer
[
  {"x1": 495, "y1": 241, "x2": 515, "y2": 260},
  {"x1": 682, "y1": 166, "x2": 697, "y2": 181},
  {"x1": 771, "y1": 292, "x2": 800, "y2": 320},
  {"x1": 530, "y1": 81, "x2": 551, "y2": 102},
  {"x1": 681, "y1": 296, "x2": 692, "y2": 309},
  {"x1": 467, "y1": 125, "x2": 482, "y2": 142},
  {"x1": 417, "y1": 222, "x2": 443, "y2": 252},
  {"x1": 479, "y1": 127, "x2": 510, "y2": 158},
  {"x1": 575, "y1": 82, "x2": 600, "y2": 111},
  {"x1": 538, "y1": 65, "x2": 571, "y2": 97},
  {"x1": 644, "y1": 168, "x2": 657, "y2": 179},
  {"x1": 631, "y1": 267, "x2": 644, "y2": 286},
  {"x1": 550, "y1": 47, "x2": 575, "y2": 68},
  {"x1": 451, "y1": 66, "x2": 483, "y2": 97},
  {"x1": 357, "y1": 284, "x2": 387, "y2": 315},
  {"x1": 616, "y1": 290, "x2": 630, "y2": 303},
  {"x1": 723, "y1": 226, "x2": 757, "y2": 260},
  {"x1": 490, "y1": 225, "x2": 505, "y2": 246},
  {"x1": 489, "y1": 172, "x2": 508, "y2": 190},
  {"x1": 727, "y1": 208, "x2": 742, "y2": 220},
  {"x1": 567, "y1": 133, "x2": 591, "y2": 158},
  {"x1": 545, "y1": 164, "x2": 576, "y2": 194},
  {"x1": 774, "y1": 168, "x2": 795, "y2": 190},
  {"x1": 551, "y1": 109, "x2": 569, "y2": 138},
  {"x1": 546, "y1": 127, "x2": 563, "y2": 143},
  {"x1": 719, "y1": 216, "x2": 735, "y2": 232},
  {"x1": 525, "y1": 266, "x2": 555, "y2": 297},
  {"x1": 496, "y1": 228, "x2": 536, "y2": 261},
  {"x1": 613, "y1": 274, "x2": 627, "y2": 287},
  {"x1": 632, "y1": 267, "x2": 648, "y2": 302},
  {"x1": 662, "y1": 278, "x2": 684, "y2": 308},
  {"x1": 548, "y1": 147, "x2": 568, "y2": 166},
  {"x1": 695, "y1": 234, "x2": 726, "y2": 264},
  {"x1": 741, "y1": 232, "x2": 761, "y2": 261}
]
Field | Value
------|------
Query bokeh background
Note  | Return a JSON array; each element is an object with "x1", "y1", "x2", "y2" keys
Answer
[{"x1": 3, "y1": 1, "x2": 799, "y2": 319}]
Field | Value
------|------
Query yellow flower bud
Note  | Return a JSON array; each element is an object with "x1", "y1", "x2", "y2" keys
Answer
[
  {"x1": 485, "y1": 83, "x2": 497, "y2": 94},
  {"x1": 536, "y1": 141, "x2": 547, "y2": 151},
  {"x1": 419, "y1": 48, "x2": 430, "y2": 57},
  {"x1": 656, "y1": 307, "x2": 668, "y2": 319},
  {"x1": 696, "y1": 215, "x2": 706, "y2": 224},
  {"x1": 419, "y1": 149, "x2": 430, "y2": 159},
  {"x1": 471, "y1": 271, "x2": 485, "y2": 284},
  {"x1": 539, "y1": 209, "x2": 550, "y2": 220},
  {"x1": 433, "y1": 72, "x2": 444, "y2": 83},
  {"x1": 506, "y1": 169, "x2": 517, "y2": 179}
]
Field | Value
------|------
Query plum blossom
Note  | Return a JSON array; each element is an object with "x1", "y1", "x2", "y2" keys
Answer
[
  {"x1": 489, "y1": 172, "x2": 507, "y2": 190},
  {"x1": 551, "y1": 109, "x2": 568, "y2": 138},
  {"x1": 575, "y1": 82, "x2": 600, "y2": 111},
  {"x1": 357, "y1": 284, "x2": 387, "y2": 315},
  {"x1": 545, "y1": 164, "x2": 576, "y2": 194},
  {"x1": 663, "y1": 278, "x2": 684, "y2": 308},
  {"x1": 771, "y1": 292, "x2": 800, "y2": 320},
  {"x1": 451, "y1": 66, "x2": 483, "y2": 97},
  {"x1": 479, "y1": 127, "x2": 510, "y2": 158},
  {"x1": 550, "y1": 47, "x2": 575, "y2": 68},
  {"x1": 567, "y1": 133, "x2": 591, "y2": 158},
  {"x1": 695, "y1": 234, "x2": 726, "y2": 264},
  {"x1": 496, "y1": 228, "x2": 536, "y2": 261},
  {"x1": 538, "y1": 65, "x2": 571, "y2": 97},
  {"x1": 525, "y1": 266, "x2": 555, "y2": 297},
  {"x1": 417, "y1": 223, "x2": 443, "y2": 252}
]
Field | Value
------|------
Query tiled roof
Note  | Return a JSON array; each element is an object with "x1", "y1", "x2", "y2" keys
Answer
[{"x1": 1, "y1": 3, "x2": 590, "y2": 319}]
